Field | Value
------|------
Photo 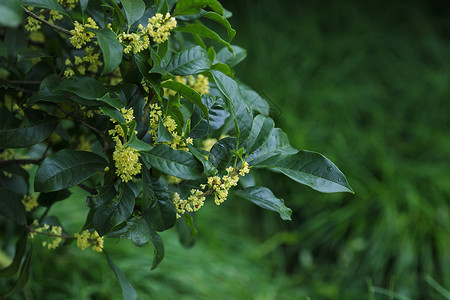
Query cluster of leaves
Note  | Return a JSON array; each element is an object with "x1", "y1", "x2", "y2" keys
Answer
[{"x1": 0, "y1": 0, "x2": 352, "y2": 298}]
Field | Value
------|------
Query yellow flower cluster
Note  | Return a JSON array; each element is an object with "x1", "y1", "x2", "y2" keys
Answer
[
  {"x1": 76, "y1": 135, "x2": 91, "y2": 151},
  {"x1": 25, "y1": 8, "x2": 43, "y2": 32},
  {"x1": 69, "y1": 17, "x2": 98, "y2": 49},
  {"x1": 74, "y1": 230, "x2": 104, "y2": 252},
  {"x1": 147, "y1": 13, "x2": 177, "y2": 43},
  {"x1": 173, "y1": 189, "x2": 206, "y2": 218},
  {"x1": 0, "y1": 148, "x2": 14, "y2": 161},
  {"x1": 22, "y1": 194, "x2": 38, "y2": 212},
  {"x1": 164, "y1": 75, "x2": 210, "y2": 97},
  {"x1": 147, "y1": 103, "x2": 193, "y2": 150},
  {"x1": 49, "y1": 10, "x2": 64, "y2": 22},
  {"x1": 57, "y1": 0, "x2": 78, "y2": 9},
  {"x1": 30, "y1": 220, "x2": 63, "y2": 250},
  {"x1": 119, "y1": 27, "x2": 150, "y2": 54},
  {"x1": 109, "y1": 108, "x2": 142, "y2": 182}
]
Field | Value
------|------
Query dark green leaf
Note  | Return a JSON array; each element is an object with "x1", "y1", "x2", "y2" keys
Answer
[
  {"x1": 27, "y1": 88, "x2": 69, "y2": 106},
  {"x1": 55, "y1": 77, "x2": 107, "y2": 100},
  {"x1": 149, "y1": 231, "x2": 164, "y2": 269},
  {"x1": 122, "y1": 215, "x2": 151, "y2": 246},
  {"x1": 107, "y1": 0, "x2": 126, "y2": 31},
  {"x1": 92, "y1": 28, "x2": 124, "y2": 74},
  {"x1": 209, "y1": 70, "x2": 253, "y2": 145},
  {"x1": 0, "y1": 0, "x2": 23, "y2": 27},
  {"x1": 209, "y1": 137, "x2": 236, "y2": 169},
  {"x1": 234, "y1": 186, "x2": 292, "y2": 221},
  {"x1": 239, "y1": 83, "x2": 270, "y2": 116},
  {"x1": 155, "y1": 118, "x2": 174, "y2": 143},
  {"x1": 0, "y1": 245, "x2": 33, "y2": 298},
  {"x1": 37, "y1": 189, "x2": 72, "y2": 207},
  {"x1": 165, "y1": 45, "x2": 211, "y2": 76},
  {"x1": 257, "y1": 151, "x2": 354, "y2": 193},
  {"x1": 0, "y1": 234, "x2": 27, "y2": 278},
  {"x1": 203, "y1": 12, "x2": 236, "y2": 41},
  {"x1": 174, "y1": 23, "x2": 233, "y2": 53},
  {"x1": 35, "y1": 150, "x2": 108, "y2": 192},
  {"x1": 142, "y1": 167, "x2": 176, "y2": 231},
  {"x1": 22, "y1": 0, "x2": 68, "y2": 17},
  {"x1": 188, "y1": 144, "x2": 217, "y2": 177},
  {"x1": 189, "y1": 95, "x2": 229, "y2": 138},
  {"x1": 90, "y1": 184, "x2": 116, "y2": 209},
  {"x1": 0, "y1": 114, "x2": 55, "y2": 149},
  {"x1": 100, "y1": 105, "x2": 125, "y2": 123},
  {"x1": 120, "y1": 0, "x2": 145, "y2": 28},
  {"x1": 161, "y1": 80, "x2": 208, "y2": 119},
  {"x1": 216, "y1": 45, "x2": 247, "y2": 67},
  {"x1": 5, "y1": 28, "x2": 27, "y2": 61},
  {"x1": 246, "y1": 114, "x2": 274, "y2": 155},
  {"x1": 183, "y1": 213, "x2": 198, "y2": 241},
  {"x1": 141, "y1": 144, "x2": 202, "y2": 180},
  {"x1": 17, "y1": 48, "x2": 51, "y2": 62},
  {"x1": 93, "y1": 183, "x2": 135, "y2": 236},
  {"x1": 98, "y1": 93, "x2": 126, "y2": 109},
  {"x1": 104, "y1": 251, "x2": 137, "y2": 300},
  {"x1": 126, "y1": 133, "x2": 153, "y2": 152},
  {"x1": 173, "y1": 0, "x2": 223, "y2": 16}
]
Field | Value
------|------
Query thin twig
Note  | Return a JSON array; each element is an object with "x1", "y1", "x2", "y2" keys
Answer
[
  {"x1": 23, "y1": 7, "x2": 72, "y2": 35},
  {"x1": 78, "y1": 183, "x2": 97, "y2": 195},
  {"x1": 55, "y1": 104, "x2": 105, "y2": 136},
  {"x1": 26, "y1": 228, "x2": 75, "y2": 240}
]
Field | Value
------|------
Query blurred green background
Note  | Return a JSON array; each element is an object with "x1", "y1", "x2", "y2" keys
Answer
[{"x1": 7, "y1": 0, "x2": 450, "y2": 299}]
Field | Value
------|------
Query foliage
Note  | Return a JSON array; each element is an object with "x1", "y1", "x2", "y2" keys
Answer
[{"x1": 0, "y1": 0, "x2": 352, "y2": 297}]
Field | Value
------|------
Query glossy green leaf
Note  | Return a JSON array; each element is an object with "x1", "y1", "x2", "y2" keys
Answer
[
  {"x1": 142, "y1": 168, "x2": 176, "y2": 231},
  {"x1": 149, "y1": 231, "x2": 164, "y2": 269},
  {"x1": 173, "y1": 0, "x2": 223, "y2": 16},
  {"x1": 155, "y1": 118, "x2": 173, "y2": 143},
  {"x1": 165, "y1": 46, "x2": 211, "y2": 76},
  {"x1": 122, "y1": 215, "x2": 151, "y2": 247},
  {"x1": 120, "y1": 0, "x2": 145, "y2": 28},
  {"x1": 108, "y1": 0, "x2": 126, "y2": 31},
  {"x1": 22, "y1": 0, "x2": 68, "y2": 18},
  {"x1": 216, "y1": 45, "x2": 247, "y2": 68},
  {"x1": 209, "y1": 137, "x2": 236, "y2": 169},
  {"x1": 247, "y1": 128, "x2": 297, "y2": 166},
  {"x1": 37, "y1": 189, "x2": 71, "y2": 207},
  {"x1": 174, "y1": 23, "x2": 233, "y2": 53},
  {"x1": 35, "y1": 150, "x2": 108, "y2": 192},
  {"x1": 93, "y1": 29, "x2": 124, "y2": 74},
  {"x1": 209, "y1": 70, "x2": 253, "y2": 145},
  {"x1": 161, "y1": 80, "x2": 208, "y2": 119},
  {"x1": 17, "y1": 48, "x2": 51, "y2": 62},
  {"x1": 239, "y1": 82, "x2": 270, "y2": 116},
  {"x1": 104, "y1": 251, "x2": 137, "y2": 300},
  {"x1": 126, "y1": 133, "x2": 153, "y2": 152},
  {"x1": 203, "y1": 12, "x2": 236, "y2": 41},
  {"x1": 234, "y1": 186, "x2": 292, "y2": 221},
  {"x1": 0, "y1": 0, "x2": 23, "y2": 27},
  {"x1": 246, "y1": 114, "x2": 274, "y2": 155},
  {"x1": 0, "y1": 116, "x2": 58, "y2": 148},
  {"x1": 0, "y1": 188, "x2": 25, "y2": 225},
  {"x1": 4, "y1": 28, "x2": 27, "y2": 60},
  {"x1": 188, "y1": 144, "x2": 217, "y2": 177},
  {"x1": 0, "y1": 245, "x2": 33, "y2": 298},
  {"x1": 189, "y1": 95, "x2": 229, "y2": 138},
  {"x1": 100, "y1": 106, "x2": 125, "y2": 123},
  {"x1": 257, "y1": 151, "x2": 354, "y2": 193},
  {"x1": 141, "y1": 144, "x2": 202, "y2": 180},
  {"x1": 55, "y1": 77, "x2": 107, "y2": 100},
  {"x1": 0, "y1": 234, "x2": 27, "y2": 278},
  {"x1": 93, "y1": 183, "x2": 135, "y2": 236},
  {"x1": 27, "y1": 88, "x2": 69, "y2": 105}
]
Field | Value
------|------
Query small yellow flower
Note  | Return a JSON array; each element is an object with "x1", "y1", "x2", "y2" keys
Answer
[
  {"x1": 147, "y1": 13, "x2": 177, "y2": 43},
  {"x1": 22, "y1": 194, "x2": 38, "y2": 212}
]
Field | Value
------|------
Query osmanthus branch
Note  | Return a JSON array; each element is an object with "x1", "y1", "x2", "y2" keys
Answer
[
  {"x1": 55, "y1": 104, "x2": 105, "y2": 136},
  {"x1": 26, "y1": 227, "x2": 75, "y2": 240},
  {"x1": 78, "y1": 183, "x2": 97, "y2": 195},
  {"x1": 23, "y1": 7, "x2": 72, "y2": 35},
  {"x1": 0, "y1": 144, "x2": 50, "y2": 169}
]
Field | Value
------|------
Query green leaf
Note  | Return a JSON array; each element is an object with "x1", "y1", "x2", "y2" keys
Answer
[
  {"x1": 239, "y1": 82, "x2": 270, "y2": 116},
  {"x1": 173, "y1": 0, "x2": 223, "y2": 16},
  {"x1": 0, "y1": 0, "x2": 23, "y2": 27},
  {"x1": 93, "y1": 29, "x2": 124, "y2": 74},
  {"x1": 142, "y1": 167, "x2": 176, "y2": 231},
  {"x1": 246, "y1": 128, "x2": 297, "y2": 166},
  {"x1": 149, "y1": 231, "x2": 164, "y2": 269},
  {"x1": 209, "y1": 70, "x2": 253, "y2": 145},
  {"x1": 120, "y1": 0, "x2": 145, "y2": 28},
  {"x1": 187, "y1": 144, "x2": 217, "y2": 177},
  {"x1": 98, "y1": 93, "x2": 125, "y2": 109},
  {"x1": 173, "y1": 23, "x2": 233, "y2": 53},
  {"x1": 161, "y1": 80, "x2": 208, "y2": 119},
  {"x1": 0, "y1": 234, "x2": 27, "y2": 278},
  {"x1": 37, "y1": 189, "x2": 71, "y2": 207},
  {"x1": 0, "y1": 245, "x2": 33, "y2": 298},
  {"x1": 27, "y1": 88, "x2": 69, "y2": 106},
  {"x1": 246, "y1": 114, "x2": 274, "y2": 155},
  {"x1": 141, "y1": 144, "x2": 202, "y2": 180},
  {"x1": 209, "y1": 137, "x2": 236, "y2": 169},
  {"x1": 22, "y1": 0, "x2": 68, "y2": 18},
  {"x1": 183, "y1": 213, "x2": 198, "y2": 241},
  {"x1": 100, "y1": 106, "x2": 125, "y2": 123},
  {"x1": 94, "y1": 183, "x2": 135, "y2": 236},
  {"x1": 107, "y1": 0, "x2": 126, "y2": 31},
  {"x1": 125, "y1": 133, "x2": 153, "y2": 152},
  {"x1": 17, "y1": 48, "x2": 51, "y2": 63},
  {"x1": 122, "y1": 215, "x2": 151, "y2": 247},
  {"x1": 257, "y1": 151, "x2": 354, "y2": 193},
  {"x1": 55, "y1": 77, "x2": 107, "y2": 100},
  {"x1": 35, "y1": 150, "x2": 108, "y2": 192},
  {"x1": 155, "y1": 118, "x2": 173, "y2": 143},
  {"x1": 216, "y1": 45, "x2": 247, "y2": 68},
  {"x1": 0, "y1": 116, "x2": 58, "y2": 148},
  {"x1": 165, "y1": 45, "x2": 211, "y2": 76},
  {"x1": 189, "y1": 95, "x2": 229, "y2": 138},
  {"x1": 234, "y1": 186, "x2": 292, "y2": 221},
  {"x1": 203, "y1": 12, "x2": 236, "y2": 41},
  {"x1": 4, "y1": 28, "x2": 27, "y2": 61},
  {"x1": 104, "y1": 251, "x2": 137, "y2": 300}
]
